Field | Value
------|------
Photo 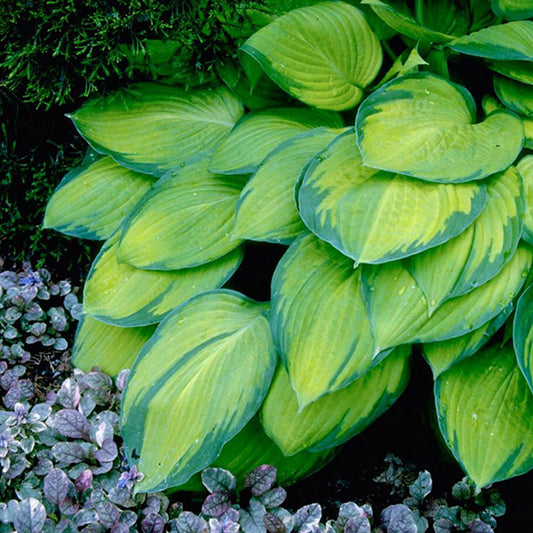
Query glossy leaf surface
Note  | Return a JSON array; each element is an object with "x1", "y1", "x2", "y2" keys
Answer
[
  {"x1": 299, "y1": 129, "x2": 486, "y2": 265},
  {"x1": 407, "y1": 166, "x2": 525, "y2": 312},
  {"x1": 84, "y1": 232, "x2": 243, "y2": 327},
  {"x1": 448, "y1": 20, "x2": 533, "y2": 61},
  {"x1": 489, "y1": 60, "x2": 533, "y2": 85},
  {"x1": 121, "y1": 291, "x2": 276, "y2": 492},
  {"x1": 518, "y1": 155, "x2": 533, "y2": 244},
  {"x1": 68, "y1": 83, "x2": 244, "y2": 176},
  {"x1": 513, "y1": 284, "x2": 533, "y2": 393},
  {"x1": 118, "y1": 158, "x2": 245, "y2": 270},
  {"x1": 362, "y1": 244, "x2": 532, "y2": 352},
  {"x1": 491, "y1": 0, "x2": 533, "y2": 19},
  {"x1": 435, "y1": 345, "x2": 533, "y2": 488},
  {"x1": 356, "y1": 73, "x2": 524, "y2": 183},
  {"x1": 44, "y1": 155, "x2": 155, "y2": 240},
  {"x1": 72, "y1": 316, "x2": 156, "y2": 376},
  {"x1": 240, "y1": 2, "x2": 382, "y2": 110},
  {"x1": 261, "y1": 346, "x2": 411, "y2": 455},
  {"x1": 209, "y1": 107, "x2": 342, "y2": 175},
  {"x1": 421, "y1": 308, "x2": 510, "y2": 378},
  {"x1": 494, "y1": 75, "x2": 533, "y2": 117},
  {"x1": 234, "y1": 128, "x2": 340, "y2": 243},
  {"x1": 270, "y1": 233, "x2": 375, "y2": 407}
]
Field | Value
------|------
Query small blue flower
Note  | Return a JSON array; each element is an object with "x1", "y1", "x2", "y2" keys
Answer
[{"x1": 117, "y1": 465, "x2": 144, "y2": 490}]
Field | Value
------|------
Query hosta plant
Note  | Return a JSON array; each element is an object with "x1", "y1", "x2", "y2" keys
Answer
[{"x1": 44, "y1": 0, "x2": 533, "y2": 495}]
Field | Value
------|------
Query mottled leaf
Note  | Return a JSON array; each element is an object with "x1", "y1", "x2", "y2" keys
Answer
[
  {"x1": 121, "y1": 291, "x2": 277, "y2": 492},
  {"x1": 356, "y1": 72, "x2": 524, "y2": 183},
  {"x1": 43, "y1": 155, "x2": 155, "y2": 240},
  {"x1": 299, "y1": 129, "x2": 487, "y2": 265},
  {"x1": 175, "y1": 512, "x2": 208, "y2": 533},
  {"x1": 245, "y1": 465, "x2": 277, "y2": 496},
  {"x1": 43, "y1": 468, "x2": 69, "y2": 506},
  {"x1": 118, "y1": 158, "x2": 245, "y2": 270},
  {"x1": 54, "y1": 409, "x2": 89, "y2": 439},
  {"x1": 68, "y1": 83, "x2": 243, "y2": 177},
  {"x1": 201, "y1": 468, "x2": 236, "y2": 494},
  {"x1": 84, "y1": 230, "x2": 243, "y2": 326},
  {"x1": 435, "y1": 345, "x2": 533, "y2": 488},
  {"x1": 518, "y1": 156, "x2": 533, "y2": 245},
  {"x1": 13, "y1": 498, "x2": 46, "y2": 533},
  {"x1": 202, "y1": 493, "x2": 231, "y2": 518},
  {"x1": 240, "y1": 2, "x2": 382, "y2": 110},
  {"x1": 293, "y1": 504, "x2": 321, "y2": 533},
  {"x1": 240, "y1": 499, "x2": 267, "y2": 533},
  {"x1": 72, "y1": 316, "x2": 156, "y2": 377}
]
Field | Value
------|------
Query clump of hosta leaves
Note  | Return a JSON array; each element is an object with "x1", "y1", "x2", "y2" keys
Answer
[
  {"x1": 0, "y1": 367, "x2": 178, "y2": 532},
  {"x1": 44, "y1": 0, "x2": 533, "y2": 499},
  {"x1": 0, "y1": 259, "x2": 83, "y2": 408}
]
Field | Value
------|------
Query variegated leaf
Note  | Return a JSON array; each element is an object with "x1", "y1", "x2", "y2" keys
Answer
[
  {"x1": 421, "y1": 308, "x2": 510, "y2": 378},
  {"x1": 239, "y1": 2, "x2": 382, "y2": 110},
  {"x1": 517, "y1": 155, "x2": 533, "y2": 244},
  {"x1": 270, "y1": 233, "x2": 375, "y2": 407},
  {"x1": 513, "y1": 284, "x2": 533, "y2": 393},
  {"x1": 68, "y1": 83, "x2": 244, "y2": 176},
  {"x1": 118, "y1": 158, "x2": 245, "y2": 270},
  {"x1": 261, "y1": 346, "x2": 411, "y2": 456},
  {"x1": 233, "y1": 128, "x2": 340, "y2": 244},
  {"x1": 299, "y1": 128, "x2": 487, "y2": 265},
  {"x1": 407, "y1": 166, "x2": 524, "y2": 313},
  {"x1": 491, "y1": 0, "x2": 533, "y2": 20},
  {"x1": 72, "y1": 316, "x2": 156, "y2": 376},
  {"x1": 44, "y1": 155, "x2": 155, "y2": 240},
  {"x1": 356, "y1": 73, "x2": 524, "y2": 183},
  {"x1": 494, "y1": 75, "x2": 533, "y2": 117},
  {"x1": 121, "y1": 290, "x2": 276, "y2": 492},
  {"x1": 84, "y1": 231, "x2": 243, "y2": 327},
  {"x1": 209, "y1": 107, "x2": 342, "y2": 175},
  {"x1": 435, "y1": 345, "x2": 533, "y2": 488},
  {"x1": 362, "y1": 244, "x2": 532, "y2": 352},
  {"x1": 489, "y1": 60, "x2": 533, "y2": 85}
]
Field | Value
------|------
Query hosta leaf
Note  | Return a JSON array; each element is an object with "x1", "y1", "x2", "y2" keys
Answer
[
  {"x1": 518, "y1": 155, "x2": 533, "y2": 244},
  {"x1": 491, "y1": 0, "x2": 533, "y2": 19},
  {"x1": 489, "y1": 60, "x2": 533, "y2": 85},
  {"x1": 407, "y1": 166, "x2": 525, "y2": 312},
  {"x1": 362, "y1": 244, "x2": 532, "y2": 352},
  {"x1": 209, "y1": 108, "x2": 342, "y2": 175},
  {"x1": 513, "y1": 284, "x2": 533, "y2": 393},
  {"x1": 377, "y1": 48, "x2": 429, "y2": 88},
  {"x1": 435, "y1": 345, "x2": 533, "y2": 488},
  {"x1": 448, "y1": 20, "x2": 533, "y2": 61},
  {"x1": 421, "y1": 308, "x2": 511, "y2": 378},
  {"x1": 177, "y1": 416, "x2": 337, "y2": 492},
  {"x1": 118, "y1": 158, "x2": 245, "y2": 270},
  {"x1": 234, "y1": 128, "x2": 340, "y2": 244},
  {"x1": 299, "y1": 129, "x2": 486, "y2": 265},
  {"x1": 84, "y1": 231, "x2": 243, "y2": 326},
  {"x1": 43, "y1": 155, "x2": 155, "y2": 240},
  {"x1": 356, "y1": 73, "x2": 524, "y2": 183},
  {"x1": 72, "y1": 316, "x2": 156, "y2": 376},
  {"x1": 121, "y1": 290, "x2": 276, "y2": 492},
  {"x1": 68, "y1": 83, "x2": 244, "y2": 177},
  {"x1": 270, "y1": 233, "x2": 375, "y2": 407},
  {"x1": 261, "y1": 346, "x2": 411, "y2": 456},
  {"x1": 239, "y1": 2, "x2": 382, "y2": 111},
  {"x1": 494, "y1": 75, "x2": 533, "y2": 116}
]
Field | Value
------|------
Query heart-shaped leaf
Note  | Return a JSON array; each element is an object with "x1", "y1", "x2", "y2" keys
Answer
[
  {"x1": 68, "y1": 83, "x2": 244, "y2": 177},
  {"x1": 270, "y1": 233, "x2": 375, "y2": 407},
  {"x1": 118, "y1": 157, "x2": 245, "y2": 270},
  {"x1": 448, "y1": 20, "x2": 533, "y2": 61},
  {"x1": 513, "y1": 284, "x2": 533, "y2": 393},
  {"x1": 239, "y1": 2, "x2": 382, "y2": 110},
  {"x1": 299, "y1": 128, "x2": 487, "y2": 265},
  {"x1": 209, "y1": 108, "x2": 342, "y2": 175},
  {"x1": 435, "y1": 345, "x2": 533, "y2": 488},
  {"x1": 362, "y1": 244, "x2": 532, "y2": 352},
  {"x1": 234, "y1": 128, "x2": 340, "y2": 244},
  {"x1": 121, "y1": 290, "x2": 277, "y2": 492},
  {"x1": 44, "y1": 468, "x2": 69, "y2": 506},
  {"x1": 72, "y1": 315, "x2": 156, "y2": 376},
  {"x1": 260, "y1": 346, "x2": 411, "y2": 456},
  {"x1": 43, "y1": 155, "x2": 155, "y2": 240},
  {"x1": 421, "y1": 308, "x2": 510, "y2": 378},
  {"x1": 518, "y1": 155, "x2": 533, "y2": 245},
  {"x1": 356, "y1": 72, "x2": 524, "y2": 183},
  {"x1": 406, "y1": 165, "x2": 524, "y2": 312},
  {"x1": 84, "y1": 231, "x2": 243, "y2": 326}
]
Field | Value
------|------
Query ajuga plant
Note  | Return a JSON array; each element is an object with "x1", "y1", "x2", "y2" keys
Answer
[{"x1": 44, "y1": 0, "x2": 533, "y2": 496}]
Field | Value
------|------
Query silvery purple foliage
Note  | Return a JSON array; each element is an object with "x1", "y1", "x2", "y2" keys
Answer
[{"x1": 245, "y1": 465, "x2": 277, "y2": 496}]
